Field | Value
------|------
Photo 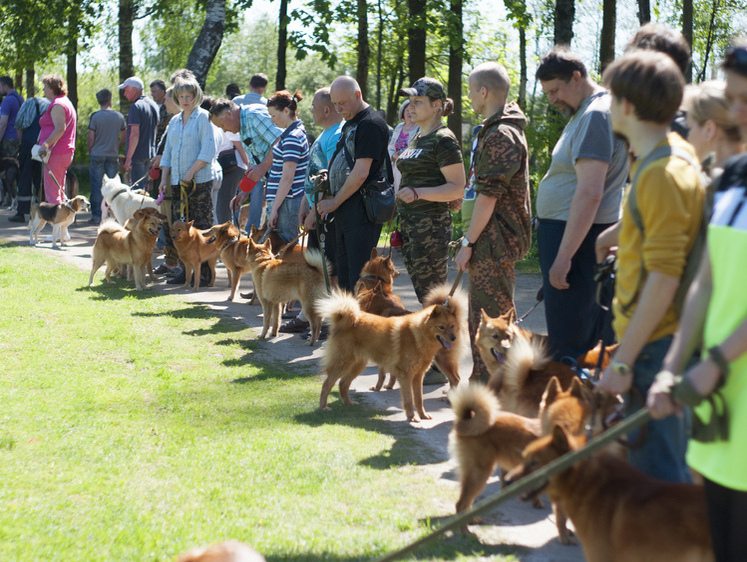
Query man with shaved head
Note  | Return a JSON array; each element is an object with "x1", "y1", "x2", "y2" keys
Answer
[
  {"x1": 455, "y1": 62, "x2": 532, "y2": 382},
  {"x1": 316, "y1": 76, "x2": 391, "y2": 290}
]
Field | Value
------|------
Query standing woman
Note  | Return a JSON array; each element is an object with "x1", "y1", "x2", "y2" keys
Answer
[
  {"x1": 158, "y1": 74, "x2": 216, "y2": 285},
  {"x1": 37, "y1": 75, "x2": 77, "y2": 206},
  {"x1": 388, "y1": 100, "x2": 419, "y2": 192},
  {"x1": 395, "y1": 78, "x2": 465, "y2": 303},
  {"x1": 265, "y1": 90, "x2": 309, "y2": 244}
]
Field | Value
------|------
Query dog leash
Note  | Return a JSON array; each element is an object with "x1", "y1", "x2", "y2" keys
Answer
[
  {"x1": 515, "y1": 286, "x2": 544, "y2": 325},
  {"x1": 375, "y1": 407, "x2": 652, "y2": 562}
]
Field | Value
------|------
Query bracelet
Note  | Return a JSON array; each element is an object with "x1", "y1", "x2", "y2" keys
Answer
[
  {"x1": 410, "y1": 187, "x2": 419, "y2": 201},
  {"x1": 708, "y1": 346, "x2": 730, "y2": 378}
]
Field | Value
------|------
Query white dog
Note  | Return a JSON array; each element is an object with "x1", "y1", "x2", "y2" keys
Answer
[{"x1": 101, "y1": 174, "x2": 160, "y2": 225}]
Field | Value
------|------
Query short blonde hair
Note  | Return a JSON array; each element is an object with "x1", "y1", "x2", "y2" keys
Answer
[
  {"x1": 687, "y1": 80, "x2": 741, "y2": 142},
  {"x1": 42, "y1": 74, "x2": 67, "y2": 97},
  {"x1": 172, "y1": 75, "x2": 204, "y2": 109}
]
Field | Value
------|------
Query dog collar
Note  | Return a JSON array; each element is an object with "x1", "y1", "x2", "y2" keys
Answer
[
  {"x1": 359, "y1": 274, "x2": 389, "y2": 285},
  {"x1": 221, "y1": 236, "x2": 239, "y2": 251},
  {"x1": 109, "y1": 188, "x2": 128, "y2": 202}
]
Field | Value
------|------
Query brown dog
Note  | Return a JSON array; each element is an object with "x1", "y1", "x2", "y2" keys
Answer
[
  {"x1": 28, "y1": 195, "x2": 90, "y2": 249},
  {"x1": 171, "y1": 220, "x2": 221, "y2": 291},
  {"x1": 177, "y1": 540, "x2": 265, "y2": 562},
  {"x1": 317, "y1": 284, "x2": 467, "y2": 422},
  {"x1": 204, "y1": 222, "x2": 252, "y2": 301},
  {"x1": 507, "y1": 426, "x2": 714, "y2": 561},
  {"x1": 89, "y1": 209, "x2": 164, "y2": 290},
  {"x1": 246, "y1": 237, "x2": 328, "y2": 345}
]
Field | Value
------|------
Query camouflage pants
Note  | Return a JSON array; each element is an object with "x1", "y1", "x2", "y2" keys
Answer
[
  {"x1": 0, "y1": 139, "x2": 20, "y2": 158},
  {"x1": 400, "y1": 209, "x2": 452, "y2": 303},
  {"x1": 468, "y1": 252, "x2": 516, "y2": 382},
  {"x1": 161, "y1": 184, "x2": 179, "y2": 268}
]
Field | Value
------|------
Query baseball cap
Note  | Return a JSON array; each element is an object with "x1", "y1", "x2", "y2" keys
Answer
[
  {"x1": 118, "y1": 77, "x2": 145, "y2": 90},
  {"x1": 398, "y1": 77, "x2": 447, "y2": 101}
]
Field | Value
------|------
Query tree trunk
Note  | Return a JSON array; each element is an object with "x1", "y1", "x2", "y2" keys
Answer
[
  {"x1": 356, "y1": 0, "x2": 369, "y2": 101},
  {"x1": 698, "y1": 0, "x2": 719, "y2": 82},
  {"x1": 186, "y1": 0, "x2": 226, "y2": 89},
  {"x1": 636, "y1": 0, "x2": 650, "y2": 24},
  {"x1": 554, "y1": 0, "x2": 574, "y2": 46},
  {"x1": 119, "y1": 0, "x2": 135, "y2": 114},
  {"x1": 376, "y1": 0, "x2": 383, "y2": 110},
  {"x1": 408, "y1": 0, "x2": 426, "y2": 83},
  {"x1": 447, "y1": 0, "x2": 462, "y2": 147},
  {"x1": 67, "y1": 5, "x2": 79, "y2": 110},
  {"x1": 519, "y1": 26, "x2": 527, "y2": 109},
  {"x1": 276, "y1": 0, "x2": 288, "y2": 90},
  {"x1": 387, "y1": 54, "x2": 404, "y2": 125},
  {"x1": 599, "y1": 0, "x2": 615, "y2": 73},
  {"x1": 682, "y1": 0, "x2": 693, "y2": 82},
  {"x1": 26, "y1": 67, "x2": 35, "y2": 98}
]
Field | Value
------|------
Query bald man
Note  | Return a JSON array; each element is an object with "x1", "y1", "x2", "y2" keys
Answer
[
  {"x1": 316, "y1": 76, "x2": 391, "y2": 290},
  {"x1": 454, "y1": 62, "x2": 532, "y2": 382}
]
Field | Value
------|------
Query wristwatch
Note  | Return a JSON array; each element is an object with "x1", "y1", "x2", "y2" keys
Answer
[
  {"x1": 610, "y1": 360, "x2": 632, "y2": 376},
  {"x1": 461, "y1": 236, "x2": 474, "y2": 248}
]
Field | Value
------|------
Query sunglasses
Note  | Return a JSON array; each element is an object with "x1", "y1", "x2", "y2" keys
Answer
[{"x1": 723, "y1": 45, "x2": 747, "y2": 74}]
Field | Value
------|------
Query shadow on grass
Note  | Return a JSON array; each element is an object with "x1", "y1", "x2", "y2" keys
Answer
[{"x1": 79, "y1": 281, "x2": 164, "y2": 299}]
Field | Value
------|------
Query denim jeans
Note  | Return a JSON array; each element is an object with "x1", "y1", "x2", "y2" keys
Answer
[
  {"x1": 265, "y1": 195, "x2": 301, "y2": 244},
  {"x1": 246, "y1": 178, "x2": 266, "y2": 232},
  {"x1": 625, "y1": 335, "x2": 692, "y2": 483},
  {"x1": 130, "y1": 158, "x2": 151, "y2": 191},
  {"x1": 89, "y1": 156, "x2": 119, "y2": 221}
]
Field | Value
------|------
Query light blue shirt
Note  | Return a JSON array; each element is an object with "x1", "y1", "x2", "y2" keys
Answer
[
  {"x1": 160, "y1": 107, "x2": 217, "y2": 185},
  {"x1": 233, "y1": 92, "x2": 267, "y2": 107},
  {"x1": 239, "y1": 104, "x2": 283, "y2": 165},
  {"x1": 304, "y1": 121, "x2": 343, "y2": 206}
]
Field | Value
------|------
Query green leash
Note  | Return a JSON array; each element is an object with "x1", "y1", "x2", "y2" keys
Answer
[{"x1": 375, "y1": 407, "x2": 652, "y2": 562}]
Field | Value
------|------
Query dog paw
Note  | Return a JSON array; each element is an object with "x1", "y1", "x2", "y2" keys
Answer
[
  {"x1": 321, "y1": 406, "x2": 331, "y2": 412},
  {"x1": 559, "y1": 531, "x2": 578, "y2": 546},
  {"x1": 531, "y1": 497, "x2": 544, "y2": 509},
  {"x1": 369, "y1": 386, "x2": 381, "y2": 391}
]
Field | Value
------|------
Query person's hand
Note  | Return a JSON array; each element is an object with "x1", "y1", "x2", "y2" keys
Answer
[
  {"x1": 455, "y1": 246, "x2": 472, "y2": 272},
  {"x1": 598, "y1": 364, "x2": 634, "y2": 395},
  {"x1": 449, "y1": 198, "x2": 463, "y2": 211},
  {"x1": 38, "y1": 145, "x2": 50, "y2": 159},
  {"x1": 647, "y1": 371, "x2": 682, "y2": 419},
  {"x1": 396, "y1": 186, "x2": 418, "y2": 204},
  {"x1": 267, "y1": 207, "x2": 279, "y2": 230},
  {"x1": 298, "y1": 206, "x2": 309, "y2": 226},
  {"x1": 181, "y1": 172, "x2": 194, "y2": 183},
  {"x1": 152, "y1": 155, "x2": 162, "y2": 169},
  {"x1": 246, "y1": 164, "x2": 264, "y2": 183},
  {"x1": 231, "y1": 191, "x2": 249, "y2": 212},
  {"x1": 686, "y1": 358, "x2": 723, "y2": 397},
  {"x1": 596, "y1": 228, "x2": 618, "y2": 264},
  {"x1": 303, "y1": 212, "x2": 316, "y2": 231},
  {"x1": 158, "y1": 182, "x2": 167, "y2": 195},
  {"x1": 316, "y1": 198, "x2": 337, "y2": 217},
  {"x1": 124, "y1": 157, "x2": 132, "y2": 171},
  {"x1": 549, "y1": 254, "x2": 571, "y2": 290}
]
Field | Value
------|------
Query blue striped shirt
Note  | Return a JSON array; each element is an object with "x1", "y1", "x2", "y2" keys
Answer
[
  {"x1": 160, "y1": 107, "x2": 216, "y2": 185},
  {"x1": 239, "y1": 104, "x2": 283, "y2": 164},
  {"x1": 266, "y1": 120, "x2": 309, "y2": 202}
]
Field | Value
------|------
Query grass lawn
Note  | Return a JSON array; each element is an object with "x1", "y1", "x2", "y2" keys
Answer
[{"x1": 0, "y1": 244, "x2": 520, "y2": 561}]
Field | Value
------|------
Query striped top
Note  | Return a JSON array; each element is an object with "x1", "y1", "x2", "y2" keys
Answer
[{"x1": 265, "y1": 120, "x2": 309, "y2": 202}]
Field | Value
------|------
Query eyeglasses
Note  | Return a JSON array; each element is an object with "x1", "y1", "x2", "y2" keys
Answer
[{"x1": 723, "y1": 45, "x2": 747, "y2": 75}]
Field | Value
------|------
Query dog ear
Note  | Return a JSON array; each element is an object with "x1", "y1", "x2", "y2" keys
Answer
[
  {"x1": 430, "y1": 306, "x2": 443, "y2": 319},
  {"x1": 370, "y1": 247, "x2": 379, "y2": 259},
  {"x1": 157, "y1": 211, "x2": 167, "y2": 221},
  {"x1": 551, "y1": 424, "x2": 571, "y2": 452},
  {"x1": 541, "y1": 376, "x2": 562, "y2": 408},
  {"x1": 481, "y1": 308, "x2": 491, "y2": 323},
  {"x1": 133, "y1": 209, "x2": 144, "y2": 221},
  {"x1": 188, "y1": 220, "x2": 194, "y2": 228},
  {"x1": 569, "y1": 377, "x2": 585, "y2": 399}
]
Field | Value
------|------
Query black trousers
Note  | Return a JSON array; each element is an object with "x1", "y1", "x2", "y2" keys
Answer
[
  {"x1": 333, "y1": 192, "x2": 381, "y2": 291},
  {"x1": 16, "y1": 140, "x2": 42, "y2": 215},
  {"x1": 704, "y1": 477, "x2": 747, "y2": 561}
]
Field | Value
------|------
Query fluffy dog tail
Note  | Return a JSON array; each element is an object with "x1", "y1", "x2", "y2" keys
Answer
[
  {"x1": 304, "y1": 249, "x2": 332, "y2": 277},
  {"x1": 502, "y1": 335, "x2": 550, "y2": 393},
  {"x1": 97, "y1": 219, "x2": 125, "y2": 235},
  {"x1": 315, "y1": 288, "x2": 361, "y2": 331},
  {"x1": 449, "y1": 383, "x2": 500, "y2": 436}
]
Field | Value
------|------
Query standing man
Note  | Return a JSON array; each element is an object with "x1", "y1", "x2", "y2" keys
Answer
[
  {"x1": 150, "y1": 79, "x2": 169, "y2": 149},
  {"x1": 0, "y1": 76, "x2": 23, "y2": 158},
  {"x1": 455, "y1": 62, "x2": 532, "y2": 383},
  {"x1": 535, "y1": 48, "x2": 628, "y2": 360},
  {"x1": 280, "y1": 86, "x2": 344, "y2": 334},
  {"x1": 120, "y1": 76, "x2": 159, "y2": 190},
  {"x1": 232, "y1": 74, "x2": 269, "y2": 107},
  {"x1": 316, "y1": 76, "x2": 391, "y2": 291},
  {"x1": 88, "y1": 89, "x2": 126, "y2": 224}
]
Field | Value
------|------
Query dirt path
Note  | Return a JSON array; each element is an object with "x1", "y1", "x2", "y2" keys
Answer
[{"x1": 1, "y1": 210, "x2": 583, "y2": 561}]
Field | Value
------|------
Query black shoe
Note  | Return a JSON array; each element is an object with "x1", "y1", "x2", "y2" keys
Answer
[
  {"x1": 301, "y1": 325, "x2": 329, "y2": 341},
  {"x1": 199, "y1": 275, "x2": 212, "y2": 287},
  {"x1": 423, "y1": 367, "x2": 448, "y2": 386},
  {"x1": 279, "y1": 317, "x2": 310, "y2": 333},
  {"x1": 86, "y1": 218, "x2": 101, "y2": 225},
  {"x1": 166, "y1": 267, "x2": 183, "y2": 279},
  {"x1": 167, "y1": 271, "x2": 187, "y2": 284},
  {"x1": 8, "y1": 214, "x2": 25, "y2": 223},
  {"x1": 153, "y1": 264, "x2": 173, "y2": 275},
  {"x1": 240, "y1": 291, "x2": 255, "y2": 300},
  {"x1": 282, "y1": 309, "x2": 300, "y2": 319}
]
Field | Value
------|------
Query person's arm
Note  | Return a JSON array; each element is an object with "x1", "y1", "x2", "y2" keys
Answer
[
  {"x1": 455, "y1": 193, "x2": 497, "y2": 271},
  {"x1": 595, "y1": 221, "x2": 621, "y2": 264},
  {"x1": 0, "y1": 114, "x2": 8, "y2": 140},
  {"x1": 38, "y1": 105, "x2": 68, "y2": 157},
  {"x1": 119, "y1": 126, "x2": 126, "y2": 150},
  {"x1": 233, "y1": 140, "x2": 250, "y2": 168},
  {"x1": 125, "y1": 124, "x2": 139, "y2": 170},
  {"x1": 316, "y1": 158, "x2": 372, "y2": 216},
  {"x1": 158, "y1": 166, "x2": 171, "y2": 194},
  {"x1": 397, "y1": 162, "x2": 466, "y2": 203},
  {"x1": 549, "y1": 158, "x2": 608, "y2": 289},
  {"x1": 268, "y1": 160, "x2": 298, "y2": 229},
  {"x1": 87, "y1": 129, "x2": 95, "y2": 153},
  {"x1": 597, "y1": 270, "x2": 680, "y2": 394}
]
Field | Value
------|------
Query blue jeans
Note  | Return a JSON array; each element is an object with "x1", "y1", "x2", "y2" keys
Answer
[
  {"x1": 625, "y1": 335, "x2": 692, "y2": 483},
  {"x1": 265, "y1": 195, "x2": 301, "y2": 244},
  {"x1": 246, "y1": 178, "x2": 266, "y2": 232},
  {"x1": 537, "y1": 219, "x2": 615, "y2": 360},
  {"x1": 130, "y1": 158, "x2": 151, "y2": 191},
  {"x1": 89, "y1": 156, "x2": 119, "y2": 221}
]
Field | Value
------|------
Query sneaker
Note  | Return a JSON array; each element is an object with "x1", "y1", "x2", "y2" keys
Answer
[
  {"x1": 8, "y1": 214, "x2": 25, "y2": 223},
  {"x1": 86, "y1": 218, "x2": 101, "y2": 225},
  {"x1": 166, "y1": 271, "x2": 187, "y2": 285},
  {"x1": 301, "y1": 325, "x2": 329, "y2": 341},
  {"x1": 279, "y1": 317, "x2": 310, "y2": 333},
  {"x1": 153, "y1": 264, "x2": 173, "y2": 275},
  {"x1": 422, "y1": 367, "x2": 448, "y2": 386},
  {"x1": 240, "y1": 291, "x2": 255, "y2": 300},
  {"x1": 166, "y1": 267, "x2": 183, "y2": 279}
]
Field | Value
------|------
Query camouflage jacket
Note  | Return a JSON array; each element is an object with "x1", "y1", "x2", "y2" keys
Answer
[{"x1": 472, "y1": 101, "x2": 531, "y2": 262}]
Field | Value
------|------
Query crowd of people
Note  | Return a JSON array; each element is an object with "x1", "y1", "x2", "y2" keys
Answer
[{"x1": 3, "y1": 22, "x2": 747, "y2": 560}]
